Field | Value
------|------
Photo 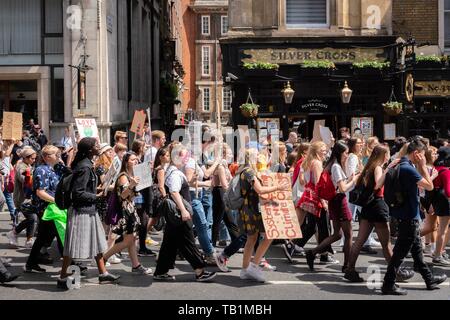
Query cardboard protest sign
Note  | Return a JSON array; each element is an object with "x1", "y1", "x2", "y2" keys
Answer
[
  {"x1": 130, "y1": 110, "x2": 147, "y2": 134},
  {"x1": 319, "y1": 125, "x2": 333, "y2": 145},
  {"x1": 188, "y1": 121, "x2": 202, "y2": 162},
  {"x1": 3, "y1": 112, "x2": 22, "y2": 140},
  {"x1": 133, "y1": 161, "x2": 153, "y2": 191},
  {"x1": 310, "y1": 120, "x2": 325, "y2": 143},
  {"x1": 101, "y1": 156, "x2": 122, "y2": 195},
  {"x1": 75, "y1": 118, "x2": 99, "y2": 138},
  {"x1": 259, "y1": 173, "x2": 302, "y2": 240}
]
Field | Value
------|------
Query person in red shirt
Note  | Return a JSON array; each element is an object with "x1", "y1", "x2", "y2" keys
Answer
[{"x1": 431, "y1": 147, "x2": 450, "y2": 265}]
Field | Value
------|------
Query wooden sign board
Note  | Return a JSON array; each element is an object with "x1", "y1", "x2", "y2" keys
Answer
[
  {"x1": 130, "y1": 110, "x2": 147, "y2": 133},
  {"x1": 3, "y1": 112, "x2": 22, "y2": 140},
  {"x1": 259, "y1": 173, "x2": 302, "y2": 240}
]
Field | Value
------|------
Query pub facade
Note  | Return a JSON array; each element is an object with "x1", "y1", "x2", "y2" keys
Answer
[{"x1": 220, "y1": 0, "x2": 449, "y2": 142}]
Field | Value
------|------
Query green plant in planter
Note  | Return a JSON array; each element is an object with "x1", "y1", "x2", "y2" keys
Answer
[
  {"x1": 242, "y1": 62, "x2": 279, "y2": 70},
  {"x1": 239, "y1": 103, "x2": 259, "y2": 117},
  {"x1": 382, "y1": 101, "x2": 403, "y2": 114},
  {"x1": 416, "y1": 54, "x2": 442, "y2": 63},
  {"x1": 160, "y1": 79, "x2": 179, "y2": 105},
  {"x1": 301, "y1": 60, "x2": 335, "y2": 69},
  {"x1": 352, "y1": 60, "x2": 390, "y2": 69}
]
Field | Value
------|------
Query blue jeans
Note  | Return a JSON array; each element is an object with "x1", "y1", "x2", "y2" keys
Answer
[
  {"x1": 190, "y1": 190, "x2": 214, "y2": 255},
  {"x1": 201, "y1": 188, "x2": 213, "y2": 241},
  {"x1": 3, "y1": 191, "x2": 16, "y2": 224}
]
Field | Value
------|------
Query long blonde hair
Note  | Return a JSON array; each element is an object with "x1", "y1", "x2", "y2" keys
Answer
[
  {"x1": 243, "y1": 148, "x2": 259, "y2": 173},
  {"x1": 95, "y1": 152, "x2": 113, "y2": 169},
  {"x1": 363, "y1": 136, "x2": 379, "y2": 158},
  {"x1": 302, "y1": 141, "x2": 326, "y2": 172}
]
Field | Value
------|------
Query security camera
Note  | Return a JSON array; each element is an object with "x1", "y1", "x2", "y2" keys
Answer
[{"x1": 227, "y1": 72, "x2": 238, "y2": 81}]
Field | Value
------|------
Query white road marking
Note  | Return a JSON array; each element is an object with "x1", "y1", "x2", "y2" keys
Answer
[{"x1": 267, "y1": 280, "x2": 450, "y2": 287}]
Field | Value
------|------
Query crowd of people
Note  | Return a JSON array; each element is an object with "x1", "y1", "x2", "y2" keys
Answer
[{"x1": 0, "y1": 121, "x2": 449, "y2": 296}]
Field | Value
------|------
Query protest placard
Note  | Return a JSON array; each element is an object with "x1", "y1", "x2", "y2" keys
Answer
[
  {"x1": 310, "y1": 120, "x2": 325, "y2": 143},
  {"x1": 259, "y1": 173, "x2": 302, "y2": 240},
  {"x1": 3, "y1": 112, "x2": 22, "y2": 140},
  {"x1": 319, "y1": 125, "x2": 333, "y2": 145},
  {"x1": 188, "y1": 121, "x2": 202, "y2": 161},
  {"x1": 130, "y1": 110, "x2": 147, "y2": 134},
  {"x1": 75, "y1": 118, "x2": 99, "y2": 138},
  {"x1": 102, "y1": 156, "x2": 122, "y2": 195},
  {"x1": 133, "y1": 161, "x2": 153, "y2": 191}
]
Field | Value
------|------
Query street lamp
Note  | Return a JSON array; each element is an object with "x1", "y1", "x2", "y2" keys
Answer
[
  {"x1": 341, "y1": 81, "x2": 353, "y2": 104},
  {"x1": 282, "y1": 81, "x2": 295, "y2": 104}
]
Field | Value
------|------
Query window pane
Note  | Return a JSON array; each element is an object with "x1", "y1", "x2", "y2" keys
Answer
[
  {"x1": 202, "y1": 16, "x2": 209, "y2": 34},
  {"x1": 203, "y1": 88, "x2": 210, "y2": 111},
  {"x1": 445, "y1": 12, "x2": 450, "y2": 48},
  {"x1": 202, "y1": 47, "x2": 210, "y2": 75},
  {"x1": 222, "y1": 16, "x2": 228, "y2": 34},
  {"x1": 286, "y1": 0, "x2": 327, "y2": 25},
  {"x1": 45, "y1": 0, "x2": 62, "y2": 33},
  {"x1": 446, "y1": 0, "x2": 450, "y2": 10}
]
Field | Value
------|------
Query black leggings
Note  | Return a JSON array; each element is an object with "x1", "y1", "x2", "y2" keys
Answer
[
  {"x1": 15, "y1": 210, "x2": 38, "y2": 238},
  {"x1": 294, "y1": 210, "x2": 333, "y2": 254},
  {"x1": 136, "y1": 206, "x2": 149, "y2": 249},
  {"x1": 212, "y1": 187, "x2": 240, "y2": 246}
]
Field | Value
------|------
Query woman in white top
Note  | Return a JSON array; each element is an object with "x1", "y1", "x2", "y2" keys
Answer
[{"x1": 305, "y1": 141, "x2": 359, "y2": 272}]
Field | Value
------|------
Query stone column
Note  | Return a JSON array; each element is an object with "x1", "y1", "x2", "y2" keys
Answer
[{"x1": 38, "y1": 69, "x2": 51, "y2": 137}]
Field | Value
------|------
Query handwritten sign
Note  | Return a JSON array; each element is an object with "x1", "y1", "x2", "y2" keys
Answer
[
  {"x1": 133, "y1": 161, "x2": 153, "y2": 191},
  {"x1": 75, "y1": 118, "x2": 99, "y2": 138},
  {"x1": 310, "y1": 120, "x2": 326, "y2": 143},
  {"x1": 130, "y1": 110, "x2": 147, "y2": 134},
  {"x1": 2, "y1": 112, "x2": 22, "y2": 140},
  {"x1": 102, "y1": 157, "x2": 122, "y2": 195},
  {"x1": 259, "y1": 173, "x2": 302, "y2": 240}
]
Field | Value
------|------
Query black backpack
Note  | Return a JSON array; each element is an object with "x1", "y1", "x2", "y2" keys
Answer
[
  {"x1": 349, "y1": 181, "x2": 375, "y2": 207},
  {"x1": 384, "y1": 164, "x2": 405, "y2": 210},
  {"x1": 55, "y1": 171, "x2": 73, "y2": 210}
]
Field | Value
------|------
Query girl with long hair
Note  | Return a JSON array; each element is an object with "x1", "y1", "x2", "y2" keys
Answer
[
  {"x1": 344, "y1": 145, "x2": 413, "y2": 282},
  {"x1": 305, "y1": 141, "x2": 359, "y2": 272},
  {"x1": 238, "y1": 148, "x2": 289, "y2": 282},
  {"x1": 102, "y1": 151, "x2": 152, "y2": 274},
  {"x1": 362, "y1": 137, "x2": 379, "y2": 166}
]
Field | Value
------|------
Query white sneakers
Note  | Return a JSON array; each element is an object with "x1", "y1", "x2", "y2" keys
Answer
[
  {"x1": 240, "y1": 262, "x2": 265, "y2": 282},
  {"x1": 145, "y1": 237, "x2": 159, "y2": 246},
  {"x1": 7, "y1": 230, "x2": 18, "y2": 247},
  {"x1": 109, "y1": 254, "x2": 122, "y2": 264},
  {"x1": 24, "y1": 238, "x2": 35, "y2": 248}
]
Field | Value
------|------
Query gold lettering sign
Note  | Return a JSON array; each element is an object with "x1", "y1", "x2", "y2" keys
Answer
[
  {"x1": 242, "y1": 48, "x2": 386, "y2": 64},
  {"x1": 415, "y1": 81, "x2": 450, "y2": 97}
]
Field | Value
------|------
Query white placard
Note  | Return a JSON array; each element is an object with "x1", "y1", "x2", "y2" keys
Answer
[
  {"x1": 319, "y1": 125, "x2": 333, "y2": 145},
  {"x1": 384, "y1": 123, "x2": 396, "y2": 141},
  {"x1": 75, "y1": 118, "x2": 99, "y2": 138},
  {"x1": 133, "y1": 161, "x2": 153, "y2": 191}
]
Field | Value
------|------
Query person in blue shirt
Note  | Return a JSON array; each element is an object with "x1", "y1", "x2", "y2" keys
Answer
[{"x1": 382, "y1": 137, "x2": 447, "y2": 295}]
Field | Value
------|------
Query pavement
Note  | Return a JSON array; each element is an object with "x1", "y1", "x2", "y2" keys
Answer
[{"x1": 0, "y1": 212, "x2": 449, "y2": 300}]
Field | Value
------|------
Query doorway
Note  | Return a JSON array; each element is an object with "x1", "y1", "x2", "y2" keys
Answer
[{"x1": 0, "y1": 80, "x2": 38, "y2": 124}]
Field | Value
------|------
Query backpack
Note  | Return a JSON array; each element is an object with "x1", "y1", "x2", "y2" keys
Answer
[
  {"x1": 384, "y1": 164, "x2": 405, "y2": 210},
  {"x1": 223, "y1": 168, "x2": 247, "y2": 210},
  {"x1": 349, "y1": 181, "x2": 374, "y2": 207},
  {"x1": 5, "y1": 167, "x2": 15, "y2": 193},
  {"x1": 316, "y1": 170, "x2": 337, "y2": 201},
  {"x1": 55, "y1": 171, "x2": 74, "y2": 210}
]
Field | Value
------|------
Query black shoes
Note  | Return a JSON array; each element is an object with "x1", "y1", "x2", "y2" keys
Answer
[
  {"x1": 25, "y1": 264, "x2": 46, "y2": 273},
  {"x1": 396, "y1": 268, "x2": 415, "y2": 282},
  {"x1": 0, "y1": 273, "x2": 19, "y2": 284},
  {"x1": 195, "y1": 270, "x2": 216, "y2": 282},
  {"x1": 282, "y1": 241, "x2": 295, "y2": 263},
  {"x1": 153, "y1": 273, "x2": 176, "y2": 281},
  {"x1": 426, "y1": 274, "x2": 448, "y2": 290},
  {"x1": 344, "y1": 269, "x2": 364, "y2": 283},
  {"x1": 381, "y1": 284, "x2": 408, "y2": 296},
  {"x1": 305, "y1": 250, "x2": 315, "y2": 271},
  {"x1": 98, "y1": 272, "x2": 120, "y2": 284},
  {"x1": 138, "y1": 248, "x2": 157, "y2": 257}
]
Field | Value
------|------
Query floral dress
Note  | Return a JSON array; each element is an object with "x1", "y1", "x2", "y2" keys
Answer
[
  {"x1": 238, "y1": 167, "x2": 265, "y2": 235},
  {"x1": 111, "y1": 173, "x2": 141, "y2": 236},
  {"x1": 95, "y1": 165, "x2": 108, "y2": 221}
]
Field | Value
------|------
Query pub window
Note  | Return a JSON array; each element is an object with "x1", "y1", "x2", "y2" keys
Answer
[
  {"x1": 221, "y1": 16, "x2": 228, "y2": 35},
  {"x1": 286, "y1": 0, "x2": 329, "y2": 28},
  {"x1": 445, "y1": 0, "x2": 450, "y2": 48},
  {"x1": 222, "y1": 87, "x2": 232, "y2": 111},
  {"x1": 202, "y1": 46, "x2": 210, "y2": 76},
  {"x1": 201, "y1": 15, "x2": 210, "y2": 35},
  {"x1": 202, "y1": 88, "x2": 211, "y2": 112}
]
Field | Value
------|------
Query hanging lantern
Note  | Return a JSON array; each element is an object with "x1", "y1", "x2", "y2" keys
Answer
[
  {"x1": 282, "y1": 81, "x2": 295, "y2": 104},
  {"x1": 341, "y1": 81, "x2": 353, "y2": 104}
]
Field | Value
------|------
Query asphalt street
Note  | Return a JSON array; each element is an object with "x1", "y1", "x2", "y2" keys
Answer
[{"x1": 0, "y1": 212, "x2": 449, "y2": 300}]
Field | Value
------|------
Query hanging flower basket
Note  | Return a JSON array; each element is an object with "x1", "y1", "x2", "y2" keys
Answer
[
  {"x1": 240, "y1": 103, "x2": 259, "y2": 118},
  {"x1": 383, "y1": 101, "x2": 403, "y2": 116},
  {"x1": 242, "y1": 62, "x2": 279, "y2": 77}
]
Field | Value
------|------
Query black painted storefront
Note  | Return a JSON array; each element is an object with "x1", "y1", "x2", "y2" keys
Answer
[{"x1": 220, "y1": 36, "x2": 405, "y2": 141}]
